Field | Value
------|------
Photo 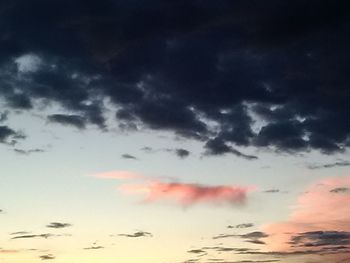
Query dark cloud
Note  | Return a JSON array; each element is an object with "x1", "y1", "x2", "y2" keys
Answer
[
  {"x1": 263, "y1": 189, "x2": 280, "y2": 193},
  {"x1": 330, "y1": 187, "x2": 350, "y2": 194},
  {"x1": 174, "y1": 148, "x2": 190, "y2": 158},
  {"x1": 47, "y1": 114, "x2": 87, "y2": 129},
  {"x1": 0, "y1": 126, "x2": 25, "y2": 145},
  {"x1": 204, "y1": 138, "x2": 258, "y2": 160},
  {"x1": 228, "y1": 223, "x2": 254, "y2": 229},
  {"x1": 121, "y1": 154, "x2": 138, "y2": 160},
  {"x1": 213, "y1": 231, "x2": 268, "y2": 245},
  {"x1": 212, "y1": 234, "x2": 238, "y2": 239},
  {"x1": 10, "y1": 231, "x2": 31, "y2": 235},
  {"x1": 11, "y1": 233, "x2": 70, "y2": 239},
  {"x1": 142, "y1": 146, "x2": 191, "y2": 158},
  {"x1": 246, "y1": 239, "x2": 266, "y2": 245},
  {"x1": 39, "y1": 254, "x2": 55, "y2": 260},
  {"x1": 165, "y1": 148, "x2": 191, "y2": 158},
  {"x1": 289, "y1": 231, "x2": 350, "y2": 247},
  {"x1": 118, "y1": 231, "x2": 153, "y2": 238},
  {"x1": 0, "y1": 111, "x2": 9, "y2": 122},
  {"x1": 46, "y1": 222, "x2": 72, "y2": 229},
  {"x1": 241, "y1": 232, "x2": 269, "y2": 240},
  {"x1": 11, "y1": 233, "x2": 53, "y2": 239},
  {"x1": 308, "y1": 161, "x2": 350, "y2": 169},
  {"x1": 0, "y1": 0, "x2": 350, "y2": 156},
  {"x1": 14, "y1": 148, "x2": 45, "y2": 155}
]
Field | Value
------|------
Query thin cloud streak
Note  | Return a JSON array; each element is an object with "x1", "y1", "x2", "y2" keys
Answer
[{"x1": 91, "y1": 171, "x2": 143, "y2": 180}]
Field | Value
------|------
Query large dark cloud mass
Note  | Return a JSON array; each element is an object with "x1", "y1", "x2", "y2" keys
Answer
[{"x1": 1, "y1": 0, "x2": 350, "y2": 155}]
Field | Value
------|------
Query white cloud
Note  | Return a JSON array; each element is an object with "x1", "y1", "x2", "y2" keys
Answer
[{"x1": 14, "y1": 53, "x2": 42, "y2": 73}]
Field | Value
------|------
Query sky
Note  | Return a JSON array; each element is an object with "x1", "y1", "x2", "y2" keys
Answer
[{"x1": 1, "y1": 1, "x2": 350, "y2": 263}]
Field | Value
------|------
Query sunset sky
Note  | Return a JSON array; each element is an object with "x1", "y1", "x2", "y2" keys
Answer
[{"x1": 1, "y1": 1, "x2": 350, "y2": 263}]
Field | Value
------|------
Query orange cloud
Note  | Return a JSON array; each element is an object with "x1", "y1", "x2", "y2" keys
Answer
[
  {"x1": 263, "y1": 176, "x2": 350, "y2": 253},
  {"x1": 120, "y1": 181, "x2": 254, "y2": 207}
]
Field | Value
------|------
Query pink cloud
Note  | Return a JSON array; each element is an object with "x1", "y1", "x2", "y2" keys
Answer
[
  {"x1": 120, "y1": 181, "x2": 254, "y2": 206},
  {"x1": 90, "y1": 171, "x2": 142, "y2": 180},
  {"x1": 263, "y1": 176, "x2": 350, "y2": 254}
]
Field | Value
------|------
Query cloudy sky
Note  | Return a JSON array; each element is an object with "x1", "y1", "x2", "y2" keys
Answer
[{"x1": 1, "y1": 1, "x2": 350, "y2": 263}]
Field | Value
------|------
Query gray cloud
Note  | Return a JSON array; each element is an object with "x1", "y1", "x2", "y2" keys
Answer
[
  {"x1": 308, "y1": 161, "x2": 350, "y2": 169},
  {"x1": 0, "y1": 111, "x2": 9, "y2": 122},
  {"x1": 228, "y1": 223, "x2": 254, "y2": 229},
  {"x1": 118, "y1": 231, "x2": 153, "y2": 238},
  {"x1": 47, "y1": 114, "x2": 87, "y2": 129},
  {"x1": 46, "y1": 222, "x2": 72, "y2": 229},
  {"x1": 289, "y1": 231, "x2": 350, "y2": 248},
  {"x1": 0, "y1": 125, "x2": 25, "y2": 145},
  {"x1": 174, "y1": 148, "x2": 190, "y2": 158},
  {"x1": 142, "y1": 146, "x2": 191, "y2": 159},
  {"x1": 11, "y1": 233, "x2": 71, "y2": 240},
  {"x1": 11, "y1": 233, "x2": 53, "y2": 240},
  {"x1": 263, "y1": 189, "x2": 280, "y2": 193},
  {"x1": 330, "y1": 187, "x2": 350, "y2": 194},
  {"x1": 14, "y1": 148, "x2": 45, "y2": 155},
  {"x1": 121, "y1": 154, "x2": 138, "y2": 160},
  {"x1": 212, "y1": 231, "x2": 268, "y2": 246},
  {"x1": 10, "y1": 231, "x2": 31, "y2": 235},
  {"x1": 39, "y1": 254, "x2": 55, "y2": 260}
]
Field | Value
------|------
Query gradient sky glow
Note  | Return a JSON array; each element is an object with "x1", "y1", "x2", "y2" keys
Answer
[{"x1": 1, "y1": 1, "x2": 350, "y2": 263}]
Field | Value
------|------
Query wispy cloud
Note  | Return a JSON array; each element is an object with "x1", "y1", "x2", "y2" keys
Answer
[
  {"x1": 14, "y1": 148, "x2": 45, "y2": 155},
  {"x1": 10, "y1": 231, "x2": 31, "y2": 235},
  {"x1": 307, "y1": 161, "x2": 350, "y2": 169},
  {"x1": 212, "y1": 231, "x2": 268, "y2": 245},
  {"x1": 39, "y1": 254, "x2": 55, "y2": 260},
  {"x1": 91, "y1": 171, "x2": 142, "y2": 180},
  {"x1": 11, "y1": 233, "x2": 53, "y2": 240},
  {"x1": 228, "y1": 223, "x2": 254, "y2": 229},
  {"x1": 263, "y1": 189, "x2": 280, "y2": 193},
  {"x1": 187, "y1": 249, "x2": 206, "y2": 254},
  {"x1": 121, "y1": 154, "x2": 138, "y2": 160},
  {"x1": 330, "y1": 187, "x2": 350, "y2": 194},
  {"x1": 118, "y1": 231, "x2": 153, "y2": 238},
  {"x1": 11, "y1": 233, "x2": 71, "y2": 240},
  {"x1": 141, "y1": 146, "x2": 191, "y2": 159},
  {"x1": 46, "y1": 222, "x2": 72, "y2": 229},
  {"x1": 83, "y1": 246, "x2": 104, "y2": 250}
]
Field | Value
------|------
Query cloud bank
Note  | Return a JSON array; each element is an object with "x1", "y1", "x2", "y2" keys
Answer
[{"x1": 0, "y1": 0, "x2": 349, "y2": 156}]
